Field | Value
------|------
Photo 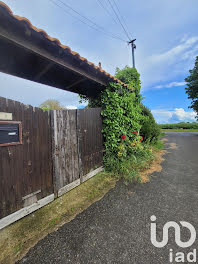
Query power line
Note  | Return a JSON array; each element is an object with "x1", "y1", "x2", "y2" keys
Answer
[
  {"x1": 56, "y1": 0, "x2": 126, "y2": 41},
  {"x1": 96, "y1": 0, "x2": 119, "y2": 26},
  {"x1": 49, "y1": 0, "x2": 96, "y2": 30},
  {"x1": 97, "y1": 0, "x2": 135, "y2": 67},
  {"x1": 111, "y1": 0, "x2": 132, "y2": 39},
  {"x1": 106, "y1": 0, "x2": 131, "y2": 40},
  {"x1": 49, "y1": 0, "x2": 127, "y2": 42}
]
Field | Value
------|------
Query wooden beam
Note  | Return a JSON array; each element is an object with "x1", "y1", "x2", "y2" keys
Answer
[
  {"x1": 0, "y1": 30, "x2": 107, "y2": 87},
  {"x1": 34, "y1": 62, "x2": 54, "y2": 81},
  {"x1": 66, "y1": 77, "x2": 86, "y2": 90}
]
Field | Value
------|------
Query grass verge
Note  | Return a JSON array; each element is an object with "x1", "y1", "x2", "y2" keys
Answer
[{"x1": 0, "y1": 173, "x2": 117, "y2": 264}]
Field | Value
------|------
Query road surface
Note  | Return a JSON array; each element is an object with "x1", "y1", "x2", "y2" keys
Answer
[{"x1": 17, "y1": 132, "x2": 198, "y2": 264}]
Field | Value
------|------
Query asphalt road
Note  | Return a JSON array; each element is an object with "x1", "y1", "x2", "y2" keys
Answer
[{"x1": 17, "y1": 132, "x2": 198, "y2": 264}]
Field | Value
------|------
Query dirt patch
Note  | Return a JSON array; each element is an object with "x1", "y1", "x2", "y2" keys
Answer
[
  {"x1": 140, "y1": 150, "x2": 166, "y2": 183},
  {"x1": 167, "y1": 142, "x2": 177, "y2": 149},
  {"x1": 161, "y1": 137, "x2": 177, "y2": 149},
  {"x1": 140, "y1": 137, "x2": 177, "y2": 183},
  {"x1": 161, "y1": 138, "x2": 168, "y2": 142},
  {"x1": 0, "y1": 173, "x2": 117, "y2": 264}
]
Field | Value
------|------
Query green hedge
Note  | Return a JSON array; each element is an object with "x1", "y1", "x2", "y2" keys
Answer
[{"x1": 158, "y1": 122, "x2": 198, "y2": 129}]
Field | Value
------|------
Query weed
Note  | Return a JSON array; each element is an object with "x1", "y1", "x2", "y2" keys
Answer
[
  {"x1": 48, "y1": 217, "x2": 60, "y2": 226},
  {"x1": 151, "y1": 140, "x2": 164, "y2": 150},
  {"x1": 13, "y1": 242, "x2": 23, "y2": 254},
  {"x1": 104, "y1": 139, "x2": 163, "y2": 184},
  {"x1": 160, "y1": 132, "x2": 166, "y2": 137}
]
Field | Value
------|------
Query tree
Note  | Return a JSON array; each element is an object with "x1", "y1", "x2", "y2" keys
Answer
[
  {"x1": 39, "y1": 99, "x2": 65, "y2": 110},
  {"x1": 185, "y1": 56, "x2": 198, "y2": 119}
]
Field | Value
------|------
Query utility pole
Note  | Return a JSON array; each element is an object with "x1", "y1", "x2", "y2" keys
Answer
[{"x1": 128, "y1": 39, "x2": 136, "y2": 68}]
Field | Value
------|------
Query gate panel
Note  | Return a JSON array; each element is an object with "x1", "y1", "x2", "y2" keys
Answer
[
  {"x1": 52, "y1": 110, "x2": 79, "y2": 195},
  {"x1": 78, "y1": 108, "x2": 103, "y2": 176},
  {"x1": 52, "y1": 108, "x2": 103, "y2": 196}
]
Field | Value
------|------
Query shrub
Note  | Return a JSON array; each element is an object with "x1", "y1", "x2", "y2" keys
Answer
[{"x1": 140, "y1": 105, "x2": 160, "y2": 143}]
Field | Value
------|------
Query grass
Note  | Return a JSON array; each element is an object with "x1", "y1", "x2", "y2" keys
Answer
[
  {"x1": 104, "y1": 139, "x2": 164, "y2": 184},
  {"x1": 160, "y1": 132, "x2": 166, "y2": 137},
  {"x1": 118, "y1": 140, "x2": 165, "y2": 184},
  {"x1": 152, "y1": 139, "x2": 165, "y2": 150},
  {"x1": 162, "y1": 129, "x2": 198, "y2": 132}
]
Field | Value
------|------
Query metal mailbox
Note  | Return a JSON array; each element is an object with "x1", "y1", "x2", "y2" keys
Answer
[{"x1": 0, "y1": 122, "x2": 22, "y2": 146}]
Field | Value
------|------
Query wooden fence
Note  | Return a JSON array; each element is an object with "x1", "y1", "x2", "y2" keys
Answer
[
  {"x1": 0, "y1": 97, "x2": 103, "y2": 229},
  {"x1": 0, "y1": 97, "x2": 53, "y2": 220},
  {"x1": 52, "y1": 108, "x2": 103, "y2": 197}
]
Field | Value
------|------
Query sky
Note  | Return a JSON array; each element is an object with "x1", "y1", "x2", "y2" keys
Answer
[{"x1": 0, "y1": 0, "x2": 198, "y2": 123}]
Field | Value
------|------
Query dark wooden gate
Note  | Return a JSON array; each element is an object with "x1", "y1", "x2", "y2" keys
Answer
[
  {"x1": 52, "y1": 110, "x2": 80, "y2": 197},
  {"x1": 78, "y1": 108, "x2": 103, "y2": 176},
  {"x1": 0, "y1": 97, "x2": 53, "y2": 219},
  {"x1": 52, "y1": 108, "x2": 103, "y2": 197}
]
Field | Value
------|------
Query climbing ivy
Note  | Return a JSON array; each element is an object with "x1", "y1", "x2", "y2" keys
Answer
[
  {"x1": 79, "y1": 66, "x2": 158, "y2": 179},
  {"x1": 100, "y1": 82, "x2": 143, "y2": 157}
]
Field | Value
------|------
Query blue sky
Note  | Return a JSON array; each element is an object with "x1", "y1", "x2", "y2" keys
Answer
[{"x1": 0, "y1": 0, "x2": 198, "y2": 123}]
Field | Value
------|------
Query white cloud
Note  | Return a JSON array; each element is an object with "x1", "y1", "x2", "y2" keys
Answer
[
  {"x1": 152, "y1": 108, "x2": 197, "y2": 124},
  {"x1": 141, "y1": 36, "x2": 198, "y2": 90},
  {"x1": 149, "y1": 37, "x2": 198, "y2": 64},
  {"x1": 66, "y1": 105, "x2": 78, "y2": 110},
  {"x1": 154, "y1": 81, "x2": 186, "y2": 89},
  {"x1": 171, "y1": 108, "x2": 196, "y2": 122}
]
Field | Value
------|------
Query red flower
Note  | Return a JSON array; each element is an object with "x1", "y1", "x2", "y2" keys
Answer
[
  {"x1": 142, "y1": 136, "x2": 144, "y2": 139},
  {"x1": 136, "y1": 131, "x2": 139, "y2": 133},
  {"x1": 139, "y1": 140, "x2": 141, "y2": 142},
  {"x1": 132, "y1": 131, "x2": 135, "y2": 134},
  {"x1": 122, "y1": 135, "x2": 126, "y2": 139}
]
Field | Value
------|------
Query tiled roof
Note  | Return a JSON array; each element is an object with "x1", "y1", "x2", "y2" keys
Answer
[{"x1": 0, "y1": 1, "x2": 128, "y2": 88}]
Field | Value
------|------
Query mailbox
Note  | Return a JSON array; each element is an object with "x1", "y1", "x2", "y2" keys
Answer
[{"x1": 0, "y1": 122, "x2": 22, "y2": 146}]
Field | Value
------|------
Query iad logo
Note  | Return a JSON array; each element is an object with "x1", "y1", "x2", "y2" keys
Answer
[
  {"x1": 150, "y1": 215, "x2": 196, "y2": 248},
  {"x1": 150, "y1": 215, "x2": 197, "y2": 263}
]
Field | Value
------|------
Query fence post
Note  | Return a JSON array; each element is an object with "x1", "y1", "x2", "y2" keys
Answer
[
  {"x1": 77, "y1": 109, "x2": 83, "y2": 183},
  {"x1": 51, "y1": 110, "x2": 58, "y2": 198}
]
